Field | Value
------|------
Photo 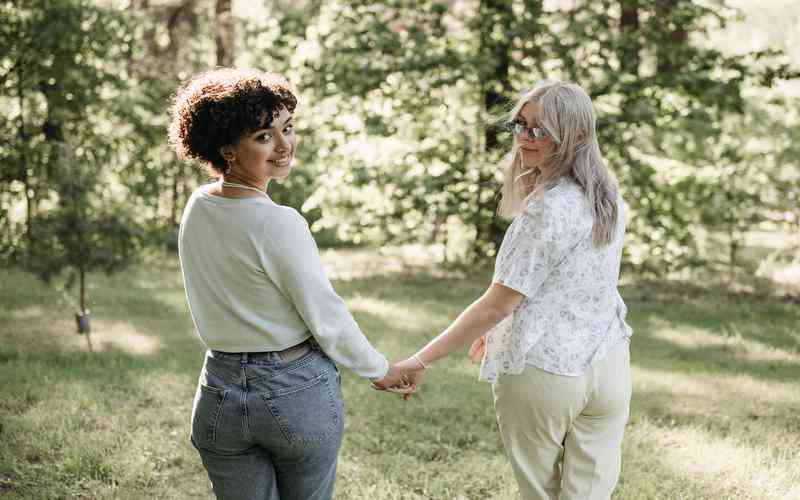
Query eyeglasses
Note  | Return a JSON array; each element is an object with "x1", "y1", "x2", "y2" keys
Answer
[{"x1": 503, "y1": 121, "x2": 549, "y2": 141}]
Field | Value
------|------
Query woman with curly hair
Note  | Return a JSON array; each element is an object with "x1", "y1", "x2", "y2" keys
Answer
[{"x1": 169, "y1": 68, "x2": 409, "y2": 500}]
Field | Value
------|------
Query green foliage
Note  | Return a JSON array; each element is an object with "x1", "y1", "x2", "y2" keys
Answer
[
  {"x1": 110, "y1": 0, "x2": 216, "y2": 246},
  {"x1": 242, "y1": 0, "x2": 800, "y2": 274},
  {"x1": 24, "y1": 160, "x2": 142, "y2": 288},
  {"x1": 2, "y1": 0, "x2": 799, "y2": 279},
  {"x1": 0, "y1": 0, "x2": 141, "y2": 304},
  {"x1": 248, "y1": 0, "x2": 527, "y2": 259}
]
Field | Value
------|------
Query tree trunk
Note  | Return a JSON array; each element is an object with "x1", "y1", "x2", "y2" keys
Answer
[
  {"x1": 619, "y1": 0, "x2": 640, "y2": 75},
  {"x1": 656, "y1": 0, "x2": 688, "y2": 74},
  {"x1": 78, "y1": 266, "x2": 93, "y2": 350},
  {"x1": 79, "y1": 265, "x2": 86, "y2": 314},
  {"x1": 17, "y1": 64, "x2": 33, "y2": 243},
  {"x1": 215, "y1": 0, "x2": 234, "y2": 66},
  {"x1": 477, "y1": 0, "x2": 516, "y2": 252},
  {"x1": 479, "y1": 0, "x2": 513, "y2": 151}
]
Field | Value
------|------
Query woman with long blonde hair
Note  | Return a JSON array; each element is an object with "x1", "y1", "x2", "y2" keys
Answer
[{"x1": 381, "y1": 81, "x2": 634, "y2": 500}]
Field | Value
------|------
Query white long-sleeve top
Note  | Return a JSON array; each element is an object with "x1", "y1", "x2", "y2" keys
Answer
[{"x1": 178, "y1": 185, "x2": 389, "y2": 380}]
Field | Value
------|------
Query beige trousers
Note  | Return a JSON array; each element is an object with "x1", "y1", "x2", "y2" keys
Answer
[{"x1": 493, "y1": 341, "x2": 631, "y2": 500}]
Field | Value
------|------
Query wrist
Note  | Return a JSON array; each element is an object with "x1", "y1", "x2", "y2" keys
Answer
[{"x1": 412, "y1": 354, "x2": 429, "y2": 370}]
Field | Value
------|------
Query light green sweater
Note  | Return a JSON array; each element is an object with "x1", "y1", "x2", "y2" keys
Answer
[{"x1": 178, "y1": 186, "x2": 388, "y2": 380}]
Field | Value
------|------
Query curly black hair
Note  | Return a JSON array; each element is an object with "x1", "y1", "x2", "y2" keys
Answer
[{"x1": 168, "y1": 68, "x2": 297, "y2": 176}]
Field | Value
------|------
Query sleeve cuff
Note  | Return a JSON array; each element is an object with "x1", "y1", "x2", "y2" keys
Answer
[
  {"x1": 367, "y1": 356, "x2": 390, "y2": 382},
  {"x1": 493, "y1": 277, "x2": 533, "y2": 298}
]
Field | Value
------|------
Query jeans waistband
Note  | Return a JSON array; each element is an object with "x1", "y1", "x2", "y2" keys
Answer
[{"x1": 210, "y1": 339, "x2": 313, "y2": 364}]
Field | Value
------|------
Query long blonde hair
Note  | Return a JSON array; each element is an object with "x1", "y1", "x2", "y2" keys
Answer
[{"x1": 498, "y1": 81, "x2": 619, "y2": 247}]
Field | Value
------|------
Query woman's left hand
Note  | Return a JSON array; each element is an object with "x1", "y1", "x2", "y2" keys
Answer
[{"x1": 468, "y1": 335, "x2": 486, "y2": 365}]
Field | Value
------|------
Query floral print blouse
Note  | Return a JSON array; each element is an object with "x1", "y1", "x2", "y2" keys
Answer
[{"x1": 479, "y1": 177, "x2": 633, "y2": 382}]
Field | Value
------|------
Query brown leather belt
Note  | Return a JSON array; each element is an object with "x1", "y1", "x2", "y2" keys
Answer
[
  {"x1": 276, "y1": 339, "x2": 312, "y2": 362},
  {"x1": 211, "y1": 339, "x2": 312, "y2": 363}
]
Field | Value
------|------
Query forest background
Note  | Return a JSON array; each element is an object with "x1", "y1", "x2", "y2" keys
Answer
[
  {"x1": 2, "y1": 0, "x2": 799, "y2": 294},
  {"x1": 2, "y1": 1, "x2": 800, "y2": 499}
]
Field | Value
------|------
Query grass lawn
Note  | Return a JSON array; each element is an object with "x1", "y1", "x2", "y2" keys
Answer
[{"x1": 1, "y1": 250, "x2": 798, "y2": 499}]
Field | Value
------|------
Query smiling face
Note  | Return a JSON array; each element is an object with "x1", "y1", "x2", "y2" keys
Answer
[
  {"x1": 514, "y1": 100, "x2": 556, "y2": 171},
  {"x1": 225, "y1": 106, "x2": 297, "y2": 184}
]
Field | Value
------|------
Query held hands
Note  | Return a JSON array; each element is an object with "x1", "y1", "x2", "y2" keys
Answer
[
  {"x1": 371, "y1": 337, "x2": 484, "y2": 400},
  {"x1": 370, "y1": 363, "x2": 415, "y2": 393},
  {"x1": 370, "y1": 356, "x2": 427, "y2": 400}
]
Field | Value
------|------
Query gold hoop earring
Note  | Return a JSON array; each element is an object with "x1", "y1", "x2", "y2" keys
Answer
[{"x1": 224, "y1": 157, "x2": 235, "y2": 174}]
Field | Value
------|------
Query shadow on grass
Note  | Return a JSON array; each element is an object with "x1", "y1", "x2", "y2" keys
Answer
[
  {"x1": 0, "y1": 264, "x2": 205, "y2": 365},
  {"x1": 0, "y1": 347, "x2": 183, "y2": 417},
  {"x1": 626, "y1": 282, "x2": 800, "y2": 382},
  {"x1": 623, "y1": 280, "x2": 800, "y2": 353},
  {"x1": 631, "y1": 385, "x2": 800, "y2": 443},
  {"x1": 630, "y1": 331, "x2": 800, "y2": 383},
  {"x1": 623, "y1": 277, "x2": 800, "y2": 368},
  {"x1": 0, "y1": 265, "x2": 204, "y2": 422},
  {"x1": 335, "y1": 271, "x2": 487, "y2": 304}
]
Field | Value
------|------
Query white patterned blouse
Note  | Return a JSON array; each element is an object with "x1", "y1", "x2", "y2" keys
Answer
[{"x1": 480, "y1": 177, "x2": 633, "y2": 382}]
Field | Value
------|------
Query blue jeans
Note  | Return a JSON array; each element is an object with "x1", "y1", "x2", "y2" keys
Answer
[{"x1": 191, "y1": 342, "x2": 344, "y2": 500}]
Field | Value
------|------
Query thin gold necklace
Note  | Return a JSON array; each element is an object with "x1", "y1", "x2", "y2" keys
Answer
[{"x1": 220, "y1": 181, "x2": 269, "y2": 200}]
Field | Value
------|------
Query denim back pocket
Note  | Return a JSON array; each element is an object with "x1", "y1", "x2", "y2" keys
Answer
[
  {"x1": 191, "y1": 383, "x2": 229, "y2": 449},
  {"x1": 261, "y1": 369, "x2": 341, "y2": 446}
]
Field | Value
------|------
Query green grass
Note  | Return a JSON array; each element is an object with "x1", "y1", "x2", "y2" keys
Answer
[{"x1": 1, "y1": 252, "x2": 799, "y2": 499}]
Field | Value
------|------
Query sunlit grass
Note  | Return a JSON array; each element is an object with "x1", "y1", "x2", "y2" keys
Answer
[
  {"x1": 620, "y1": 417, "x2": 798, "y2": 500},
  {"x1": 0, "y1": 253, "x2": 798, "y2": 499}
]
